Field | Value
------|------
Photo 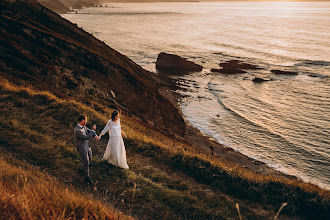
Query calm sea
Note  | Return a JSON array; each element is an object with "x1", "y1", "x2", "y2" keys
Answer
[{"x1": 62, "y1": 2, "x2": 330, "y2": 190}]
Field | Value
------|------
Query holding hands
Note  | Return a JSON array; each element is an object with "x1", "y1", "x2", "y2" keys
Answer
[
  {"x1": 93, "y1": 115, "x2": 128, "y2": 142},
  {"x1": 96, "y1": 135, "x2": 102, "y2": 141}
]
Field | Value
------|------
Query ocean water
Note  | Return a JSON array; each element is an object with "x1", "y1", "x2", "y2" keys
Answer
[{"x1": 62, "y1": 2, "x2": 330, "y2": 190}]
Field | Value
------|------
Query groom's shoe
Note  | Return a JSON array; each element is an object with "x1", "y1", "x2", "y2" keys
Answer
[{"x1": 84, "y1": 176, "x2": 93, "y2": 184}]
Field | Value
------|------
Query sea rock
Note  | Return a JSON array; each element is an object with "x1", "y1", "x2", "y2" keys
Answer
[
  {"x1": 271, "y1": 70, "x2": 298, "y2": 75},
  {"x1": 211, "y1": 60, "x2": 260, "y2": 74},
  {"x1": 252, "y1": 77, "x2": 269, "y2": 82},
  {"x1": 308, "y1": 73, "x2": 328, "y2": 78},
  {"x1": 156, "y1": 52, "x2": 203, "y2": 71},
  {"x1": 210, "y1": 68, "x2": 222, "y2": 73},
  {"x1": 220, "y1": 60, "x2": 259, "y2": 70}
]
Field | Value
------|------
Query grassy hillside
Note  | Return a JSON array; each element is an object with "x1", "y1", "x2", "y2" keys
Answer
[
  {"x1": 0, "y1": 154, "x2": 130, "y2": 220},
  {"x1": 1, "y1": 1, "x2": 329, "y2": 219},
  {"x1": 0, "y1": 0, "x2": 185, "y2": 136},
  {"x1": 1, "y1": 79, "x2": 329, "y2": 219}
]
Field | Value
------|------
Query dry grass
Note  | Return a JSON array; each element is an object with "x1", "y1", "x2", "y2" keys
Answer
[
  {"x1": 0, "y1": 78, "x2": 329, "y2": 219},
  {"x1": 92, "y1": 84, "x2": 330, "y2": 199},
  {"x1": 0, "y1": 155, "x2": 131, "y2": 220},
  {"x1": 0, "y1": 79, "x2": 243, "y2": 219}
]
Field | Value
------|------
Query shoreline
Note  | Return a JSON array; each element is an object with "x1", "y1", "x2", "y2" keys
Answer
[
  {"x1": 157, "y1": 69, "x2": 297, "y2": 181},
  {"x1": 61, "y1": 2, "x2": 327, "y2": 189}
]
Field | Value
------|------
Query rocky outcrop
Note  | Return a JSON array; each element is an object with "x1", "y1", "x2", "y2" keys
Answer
[
  {"x1": 252, "y1": 77, "x2": 269, "y2": 83},
  {"x1": 210, "y1": 67, "x2": 246, "y2": 74},
  {"x1": 271, "y1": 70, "x2": 298, "y2": 75},
  {"x1": 308, "y1": 73, "x2": 328, "y2": 78},
  {"x1": 38, "y1": 0, "x2": 100, "y2": 13},
  {"x1": 0, "y1": 0, "x2": 185, "y2": 136},
  {"x1": 211, "y1": 60, "x2": 260, "y2": 74},
  {"x1": 60, "y1": 0, "x2": 100, "y2": 7},
  {"x1": 220, "y1": 60, "x2": 258, "y2": 70},
  {"x1": 156, "y1": 52, "x2": 203, "y2": 72}
]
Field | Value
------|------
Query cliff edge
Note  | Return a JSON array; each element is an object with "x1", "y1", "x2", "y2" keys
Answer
[{"x1": 0, "y1": 0, "x2": 185, "y2": 136}]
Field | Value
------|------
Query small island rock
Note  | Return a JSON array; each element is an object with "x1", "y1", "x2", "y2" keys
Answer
[
  {"x1": 211, "y1": 60, "x2": 260, "y2": 74},
  {"x1": 271, "y1": 70, "x2": 298, "y2": 75},
  {"x1": 252, "y1": 77, "x2": 269, "y2": 82},
  {"x1": 156, "y1": 52, "x2": 203, "y2": 71}
]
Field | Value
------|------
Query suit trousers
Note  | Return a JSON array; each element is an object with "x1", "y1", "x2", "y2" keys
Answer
[{"x1": 79, "y1": 148, "x2": 92, "y2": 178}]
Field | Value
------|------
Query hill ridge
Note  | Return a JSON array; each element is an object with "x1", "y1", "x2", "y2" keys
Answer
[{"x1": 0, "y1": 0, "x2": 186, "y2": 136}]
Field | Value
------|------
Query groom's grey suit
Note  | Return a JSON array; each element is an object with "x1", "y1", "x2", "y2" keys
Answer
[{"x1": 74, "y1": 124, "x2": 96, "y2": 178}]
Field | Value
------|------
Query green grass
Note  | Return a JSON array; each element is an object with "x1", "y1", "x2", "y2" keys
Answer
[{"x1": 0, "y1": 80, "x2": 329, "y2": 219}]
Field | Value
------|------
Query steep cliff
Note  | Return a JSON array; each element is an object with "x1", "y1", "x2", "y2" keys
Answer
[
  {"x1": 38, "y1": 0, "x2": 101, "y2": 13},
  {"x1": 0, "y1": 0, "x2": 185, "y2": 136},
  {"x1": 38, "y1": 0, "x2": 72, "y2": 14}
]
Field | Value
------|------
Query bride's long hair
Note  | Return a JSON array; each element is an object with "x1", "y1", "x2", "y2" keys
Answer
[{"x1": 111, "y1": 110, "x2": 119, "y2": 121}]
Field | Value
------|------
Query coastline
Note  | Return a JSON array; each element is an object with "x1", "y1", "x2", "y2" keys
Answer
[
  {"x1": 2, "y1": 1, "x2": 329, "y2": 218},
  {"x1": 59, "y1": 1, "x2": 326, "y2": 189},
  {"x1": 157, "y1": 69, "x2": 297, "y2": 181}
]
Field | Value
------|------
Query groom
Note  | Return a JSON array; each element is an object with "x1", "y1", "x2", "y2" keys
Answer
[{"x1": 74, "y1": 114, "x2": 98, "y2": 184}]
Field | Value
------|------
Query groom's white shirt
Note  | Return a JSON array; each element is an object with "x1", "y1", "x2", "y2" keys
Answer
[{"x1": 77, "y1": 123, "x2": 87, "y2": 133}]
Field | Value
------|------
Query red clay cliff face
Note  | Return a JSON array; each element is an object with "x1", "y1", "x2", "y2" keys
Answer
[{"x1": 0, "y1": 0, "x2": 185, "y2": 136}]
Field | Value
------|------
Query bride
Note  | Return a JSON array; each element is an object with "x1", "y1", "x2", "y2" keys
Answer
[{"x1": 98, "y1": 110, "x2": 129, "y2": 169}]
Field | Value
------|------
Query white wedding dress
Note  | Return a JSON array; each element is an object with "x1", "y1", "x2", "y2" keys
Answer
[{"x1": 100, "y1": 119, "x2": 129, "y2": 169}]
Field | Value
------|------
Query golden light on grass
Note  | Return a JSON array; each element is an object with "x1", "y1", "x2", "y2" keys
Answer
[
  {"x1": 0, "y1": 78, "x2": 329, "y2": 219},
  {"x1": 1, "y1": 78, "x2": 329, "y2": 197},
  {"x1": 0, "y1": 156, "x2": 132, "y2": 220}
]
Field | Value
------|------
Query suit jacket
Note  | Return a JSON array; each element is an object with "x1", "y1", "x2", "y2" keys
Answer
[{"x1": 74, "y1": 124, "x2": 96, "y2": 154}]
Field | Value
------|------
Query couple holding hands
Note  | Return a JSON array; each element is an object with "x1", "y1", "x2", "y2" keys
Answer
[{"x1": 74, "y1": 110, "x2": 129, "y2": 184}]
